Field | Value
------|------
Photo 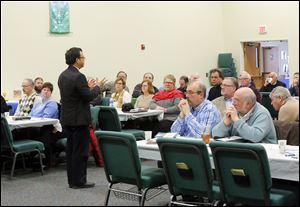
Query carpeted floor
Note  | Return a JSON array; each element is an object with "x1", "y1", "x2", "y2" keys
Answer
[{"x1": 1, "y1": 159, "x2": 171, "y2": 206}]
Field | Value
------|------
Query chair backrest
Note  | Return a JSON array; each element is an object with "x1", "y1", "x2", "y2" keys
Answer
[
  {"x1": 98, "y1": 106, "x2": 122, "y2": 131},
  {"x1": 100, "y1": 97, "x2": 110, "y2": 106},
  {"x1": 157, "y1": 138, "x2": 214, "y2": 200},
  {"x1": 260, "y1": 92, "x2": 278, "y2": 119},
  {"x1": 95, "y1": 131, "x2": 142, "y2": 187},
  {"x1": 90, "y1": 106, "x2": 100, "y2": 130},
  {"x1": 209, "y1": 141, "x2": 272, "y2": 206},
  {"x1": 1, "y1": 115, "x2": 14, "y2": 152},
  {"x1": 273, "y1": 120, "x2": 299, "y2": 146}
]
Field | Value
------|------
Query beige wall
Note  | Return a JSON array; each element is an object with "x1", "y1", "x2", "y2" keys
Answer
[{"x1": 1, "y1": 1, "x2": 299, "y2": 101}]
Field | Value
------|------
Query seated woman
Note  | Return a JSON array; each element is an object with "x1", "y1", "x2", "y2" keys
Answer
[
  {"x1": 111, "y1": 77, "x2": 131, "y2": 108},
  {"x1": 135, "y1": 80, "x2": 155, "y2": 109},
  {"x1": 28, "y1": 82, "x2": 59, "y2": 169},
  {"x1": 149, "y1": 74, "x2": 183, "y2": 137}
]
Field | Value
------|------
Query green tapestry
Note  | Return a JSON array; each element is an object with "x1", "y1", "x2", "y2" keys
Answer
[{"x1": 50, "y1": 1, "x2": 70, "y2": 34}]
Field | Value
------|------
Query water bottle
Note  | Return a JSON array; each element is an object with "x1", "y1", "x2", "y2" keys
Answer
[{"x1": 109, "y1": 98, "x2": 114, "y2": 107}]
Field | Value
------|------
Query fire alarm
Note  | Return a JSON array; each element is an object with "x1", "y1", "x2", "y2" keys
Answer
[{"x1": 141, "y1": 44, "x2": 145, "y2": 50}]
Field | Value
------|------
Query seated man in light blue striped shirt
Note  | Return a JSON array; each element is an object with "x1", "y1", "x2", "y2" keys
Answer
[{"x1": 171, "y1": 81, "x2": 221, "y2": 138}]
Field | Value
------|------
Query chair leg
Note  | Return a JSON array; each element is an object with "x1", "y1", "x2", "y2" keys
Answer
[
  {"x1": 37, "y1": 151, "x2": 44, "y2": 175},
  {"x1": 21, "y1": 154, "x2": 26, "y2": 169},
  {"x1": 140, "y1": 188, "x2": 150, "y2": 206},
  {"x1": 10, "y1": 153, "x2": 18, "y2": 179},
  {"x1": 104, "y1": 183, "x2": 113, "y2": 206}
]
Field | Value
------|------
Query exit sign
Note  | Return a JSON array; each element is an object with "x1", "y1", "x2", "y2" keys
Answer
[{"x1": 259, "y1": 25, "x2": 267, "y2": 34}]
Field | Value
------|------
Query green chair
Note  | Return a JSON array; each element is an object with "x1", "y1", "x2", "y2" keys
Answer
[
  {"x1": 131, "y1": 97, "x2": 137, "y2": 107},
  {"x1": 100, "y1": 97, "x2": 110, "y2": 106},
  {"x1": 98, "y1": 106, "x2": 145, "y2": 140},
  {"x1": 218, "y1": 53, "x2": 237, "y2": 77},
  {"x1": 260, "y1": 92, "x2": 278, "y2": 119},
  {"x1": 157, "y1": 138, "x2": 221, "y2": 206},
  {"x1": 209, "y1": 141, "x2": 296, "y2": 206},
  {"x1": 95, "y1": 131, "x2": 167, "y2": 206},
  {"x1": 1, "y1": 115, "x2": 45, "y2": 178}
]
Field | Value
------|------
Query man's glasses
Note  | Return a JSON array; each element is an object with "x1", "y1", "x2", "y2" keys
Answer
[
  {"x1": 221, "y1": 84, "x2": 234, "y2": 88},
  {"x1": 185, "y1": 90, "x2": 201, "y2": 95}
]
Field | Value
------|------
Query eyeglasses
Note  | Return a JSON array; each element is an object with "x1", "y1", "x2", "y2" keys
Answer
[
  {"x1": 185, "y1": 90, "x2": 201, "y2": 95},
  {"x1": 164, "y1": 81, "x2": 174, "y2": 85},
  {"x1": 221, "y1": 84, "x2": 234, "y2": 88},
  {"x1": 238, "y1": 78, "x2": 249, "y2": 81},
  {"x1": 21, "y1": 85, "x2": 31, "y2": 88}
]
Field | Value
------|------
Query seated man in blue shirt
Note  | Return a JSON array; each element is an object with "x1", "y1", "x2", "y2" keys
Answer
[
  {"x1": 171, "y1": 81, "x2": 221, "y2": 138},
  {"x1": 212, "y1": 87, "x2": 277, "y2": 143}
]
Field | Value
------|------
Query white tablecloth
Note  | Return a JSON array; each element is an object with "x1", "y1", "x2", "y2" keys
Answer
[
  {"x1": 136, "y1": 139, "x2": 299, "y2": 181},
  {"x1": 7, "y1": 117, "x2": 61, "y2": 132},
  {"x1": 117, "y1": 109, "x2": 164, "y2": 121}
]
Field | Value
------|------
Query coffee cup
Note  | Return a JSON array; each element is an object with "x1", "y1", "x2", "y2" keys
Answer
[{"x1": 145, "y1": 131, "x2": 152, "y2": 141}]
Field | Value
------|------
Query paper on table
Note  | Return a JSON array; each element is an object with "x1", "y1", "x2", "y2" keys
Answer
[{"x1": 216, "y1": 136, "x2": 244, "y2": 142}]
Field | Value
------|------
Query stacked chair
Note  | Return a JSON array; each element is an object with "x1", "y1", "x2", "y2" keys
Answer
[{"x1": 218, "y1": 53, "x2": 237, "y2": 77}]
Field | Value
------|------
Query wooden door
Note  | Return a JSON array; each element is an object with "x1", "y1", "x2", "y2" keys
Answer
[{"x1": 243, "y1": 42, "x2": 262, "y2": 88}]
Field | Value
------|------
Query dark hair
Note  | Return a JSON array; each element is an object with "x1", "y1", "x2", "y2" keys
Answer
[
  {"x1": 34, "y1": 77, "x2": 43, "y2": 83},
  {"x1": 179, "y1": 75, "x2": 189, "y2": 83},
  {"x1": 42, "y1": 82, "x2": 54, "y2": 92},
  {"x1": 116, "y1": 71, "x2": 127, "y2": 78},
  {"x1": 209, "y1": 68, "x2": 224, "y2": 80},
  {"x1": 65, "y1": 47, "x2": 82, "y2": 65}
]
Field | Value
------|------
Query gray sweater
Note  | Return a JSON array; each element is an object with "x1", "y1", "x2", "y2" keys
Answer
[
  {"x1": 149, "y1": 97, "x2": 181, "y2": 121},
  {"x1": 212, "y1": 103, "x2": 277, "y2": 143}
]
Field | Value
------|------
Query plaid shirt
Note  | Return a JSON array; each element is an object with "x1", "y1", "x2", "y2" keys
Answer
[
  {"x1": 15, "y1": 93, "x2": 40, "y2": 116},
  {"x1": 171, "y1": 99, "x2": 221, "y2": 138}
]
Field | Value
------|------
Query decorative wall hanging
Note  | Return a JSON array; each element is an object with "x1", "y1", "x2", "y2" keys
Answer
[{"x1": 50, "y1": 1, "x2": 70, "y2": 33}]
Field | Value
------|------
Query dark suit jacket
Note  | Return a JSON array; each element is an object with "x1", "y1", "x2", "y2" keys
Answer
[
  {"x1": 58, "y1": 65, "x2": 100, "y2": 126},
  {"x1": 259, "y1": 80, "x2": 287, "y2": 92}
]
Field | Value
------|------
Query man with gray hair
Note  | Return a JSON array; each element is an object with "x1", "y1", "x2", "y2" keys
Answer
[
  {"x1": 14, "y1": 78, "x2": 42, "y2": 116},
  {"x1": 270, "y1": 86, "x2": 299, "y2": 121},
  {"x1": 171, "y1": 80, "x2": 221, "y2": 138},
  {"x1": 238, "y1": 71, "x2": 261, "y2": 102},
  {"x1": 212, "y1": 87, "x2": 277, "y2": 143}
]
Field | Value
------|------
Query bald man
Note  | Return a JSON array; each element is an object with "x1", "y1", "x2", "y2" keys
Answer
[
  {"x1": 260, "y1": 72, "x2": 286, "y2": 92},
  {"x1": 212, "y1": 87, "x2": 277, "y2": 143}
]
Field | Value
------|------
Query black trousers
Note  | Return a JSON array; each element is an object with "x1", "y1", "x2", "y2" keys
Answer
[{"x1": 64, "y1": 126, "x2": 90, "y2": 186}]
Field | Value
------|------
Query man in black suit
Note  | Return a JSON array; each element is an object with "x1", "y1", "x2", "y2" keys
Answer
[{"x1": 58, "y1": 47, "x2": 101, "y2": 189}]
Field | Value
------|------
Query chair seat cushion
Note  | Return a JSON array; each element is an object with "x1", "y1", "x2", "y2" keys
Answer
[
  {"x1": 122, "y1": 129, "x2": 145, "y2": 140},
  {"x1": 13, "y1": 139, "x2": 44, "y2": 152},
  {"x1": 56, "y1": 138, "x2": 67, "y2": 149},
  {"x1": 270, "y1": 188, "x2": 296, "y2": 206},
  {"x1": 141, "y1": 166, "x2": 166, "y2": 188}
]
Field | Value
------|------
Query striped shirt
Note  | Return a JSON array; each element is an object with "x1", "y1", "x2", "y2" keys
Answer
[{"x1": 171, "y1": 99, "x2": 221, "y2": 138}]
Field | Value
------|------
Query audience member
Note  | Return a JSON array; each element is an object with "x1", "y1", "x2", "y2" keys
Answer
[
  {"x1": 111, "y1": 78, "x2": 131, "y2": 108},
  {"x1": 177, "y1": 75, "x2": 189, "y2": 96},
  {"x1": 260, "y1": 72, "x2": 286, "y2": 92},
  {"x1": 1, "y1": 95, "x2": 9, "y2": 114},
  {"x1": 289, "y1": 72, "x2": 299, "y2": 96},
  {"x1": 29, "y1": 82, "x2": 59, "y2": 169},
  {"x1": 238, "y1": 71, "x2": 261, "y2": 102},
  {"x1": 189, "y1": 72, "x2": 201, "y2": 82},
  {"x1": 135, "y1": 80, "x2": 155, "y2": 109},
  {"x1": 103, "y1": 71, "x2": 129, "y2": 97},
  {"x1": 132, "y1": 72, "x2": 159, "y2": 98},
  {"x1": 58, "y1": 47, "x2": 102, "y2": 189},
  {"x1": 269, "y1": 86, "x2": 299, "y2": 121},
  {"x1": 171, "y1": 81, "x2": 221, "y2": 137},
  {"x1": 212, "y1": 87, "x2": 277, "y2": 143},
  {"x1": 34, "y1": 77, "x2": 44, "y2": 94},
  {"x1": 14, "y1": 78, "x2": 42, "y2": 116},
  {"x1": 212, "y1": 77, "x2": 238, "y2": 118},
  {"x1": 149, "y1": 74, "x2": 183, "y2": 137},
  {"x1": 207, "y1": 68, "x2": 224, "y2": 101},
  {"x1": 88, "y1": 76, "x2": 107, "y2": 106}
]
